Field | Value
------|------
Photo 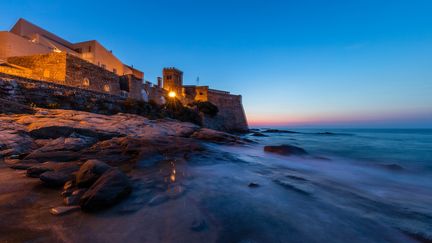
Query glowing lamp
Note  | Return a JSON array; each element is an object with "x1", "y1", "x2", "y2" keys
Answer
[{"x1": 168, "y1": 91, "x2": 176, "y2": 98}]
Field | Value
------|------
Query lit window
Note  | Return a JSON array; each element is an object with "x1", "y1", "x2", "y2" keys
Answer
[
  {"x1": 83, "y1": 78, "x2": 90, "y2": 87},
  {"x1": 103, "y1": 84, "x2": 110, "y2": 92},
  {"x1": 43, "y1": 70, "x2": 50, "y2": 78}
]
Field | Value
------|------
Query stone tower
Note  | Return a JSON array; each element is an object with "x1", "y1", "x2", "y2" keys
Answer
[{"x1": 162, "y1": 67, "x2": 183, "y2": 96}]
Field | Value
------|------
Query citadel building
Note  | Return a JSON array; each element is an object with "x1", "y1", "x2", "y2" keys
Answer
[{"x1": 0, "y1": 18, "x2": 248, "y2": 131}]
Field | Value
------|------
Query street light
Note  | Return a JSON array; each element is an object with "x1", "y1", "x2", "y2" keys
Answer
[{"x1": 168, "y1": 91, "x2": 176, "y2": 98}]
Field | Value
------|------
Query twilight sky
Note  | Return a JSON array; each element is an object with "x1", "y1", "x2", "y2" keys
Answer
[{"x1": 1, "y1": 0, "x2": 431, "y2": 128}]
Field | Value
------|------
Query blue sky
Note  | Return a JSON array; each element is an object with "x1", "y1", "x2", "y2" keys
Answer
[{"x1": 1, "y1": 0, "x2": 431, "y2": 127}]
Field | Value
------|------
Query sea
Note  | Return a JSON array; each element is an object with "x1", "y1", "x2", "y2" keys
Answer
[
  {"x1": 168, "y1": 128, "x2": 432, "y2": 242},
  {"x1": 28, "y1": 128, "x2": 431, "y2": 242}
]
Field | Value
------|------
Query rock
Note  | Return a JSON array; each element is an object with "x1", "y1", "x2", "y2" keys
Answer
[
  {"x1": 262, "y1": 129, "x2": 299, "y2": 134},
  {"x1": 190, "y1": 219, "x2": 208, "y2": 232},
  {"x1": 64, "y1": 189, "x2": 86, "y2": 206},
  {"x1": 80, "y1": 168, "x2": 132, "y2": 211},
  {"x1": 27, "y1": 162, "x2": 79, "y2": 178},
  {"x1": 80, "y1": 137, "x2": 142, "y2": 167},
  {"x1": 191, "y1": 128, "x2": 242, "y2": 144},
  {"x1": 248, "y1": 182, "x2": 260, "y2": 188},
  {"x1": 379, "y1": 163, "x2": 404, "y2": 171},
  {"x1": 63, "y1": 180, "x2": 75, "y2": 190},
  {"x1": 49, "y1": 206, "x2": 80, "y2": 216},
  {"x1": 61, "y1": 189, "x2": 73, "y2": 198},
  {"x1": 76, "y1": 160, "x2": 111, "y2": 188},
  {"x1": 25, "y1": 150, "x2": 80, "y2": 162},
  {"x1": 27, "y1": 164, "x2": 54, "y2": 178},
  {"x1": 251, "y1": 132, "x2": 267, "y2": 137},
  {"x1": 29, "y1": 126, "x2": 119, "y2": 140},
  {"x1": 264, "y1": 145, "x2": 308, "y2": 156},
  {"x1": 32, "y1": 135, "x2": 97, "y2": 154},
  {"x1": 39, "y1": 166, "x2": 78, "y2": 187}
]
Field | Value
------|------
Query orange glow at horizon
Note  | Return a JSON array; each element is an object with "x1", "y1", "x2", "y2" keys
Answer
[{"x1": 246, "y1": 109, "x2": 431, "y2": 127}]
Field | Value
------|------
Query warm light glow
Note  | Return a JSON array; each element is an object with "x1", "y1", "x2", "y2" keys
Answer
[{"x1": 168, "y1": 91, "x2": 176, "y2": 98}]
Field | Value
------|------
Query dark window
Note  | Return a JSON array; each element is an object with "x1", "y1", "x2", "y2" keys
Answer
[
  {"x1": 119, "y1": 77, "x2": 130, "y2": 92},
  {"x1": 88, "y1": 46, "x2": 92, "y2": 52},
  {"x1": 113, "y1": 68, "x2": 117, "y2": 74},
  {"x1": 74, "y1": 48, "x2": 82, "y2": 53},
  {"x1": 166, "y1": 75, "x2": 172, "y2": 80}
]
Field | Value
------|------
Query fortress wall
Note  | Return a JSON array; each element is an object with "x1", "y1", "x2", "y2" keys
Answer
[
  {"x1": 0, "y1": 73, "x2": 126, "y2": 114},
  {"x1": 206, "y1": 90, "x2": 248, "y2": 132},
  {"x1": 65, "y1": 54, "x2": 121, "y2": 96},
  {"x1": 7, "y1": 52, "x2": 67, "y2": 82}
]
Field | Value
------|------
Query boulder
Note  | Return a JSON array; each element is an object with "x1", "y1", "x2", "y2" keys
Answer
[
  {"x1": 264, "y1": 145, "x2": 308, "y2": 156},
  {"x1": 27, "y1": 162, "x2": 79, "y2": 178},
  {"x1": 191, "y1": 128, "x2": 242, "y2": 144},
  {"x1": 80, "y1": 168, "x2": 132, "y2": 211},
  {"x1": 64, "y1": 189, "x2": 86, "y2": 206},
  {"x1": 80, "y1": 137, "x2": 142, "y2": 167},
  {"x1": 39, "y1": 166, "x2": 79, "y2": 187},
  {"x1": 251, "y1": 132, "x2": 268, "y2": 137},
  {"x1": 76, "y1": 160, "x2": 111, "y2": 188}
]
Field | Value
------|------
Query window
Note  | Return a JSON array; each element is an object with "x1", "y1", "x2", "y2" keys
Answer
[
  {"x1": 74, "y1": 48, "x2": 82, "y2": 53},
  {"x1": 113, "y1": 68, "x2": 117, "y2": 74},
  {"x1": 103, "y1": 84, "x2": 110, "y2": 92},
  {"x1": 83, "y1": 77, "x2": 90, "y2": 87},
  {"x1": 166, "y1": 75, "x2": 172, "y2": 80},
  {"x1": 88, "y1": 46, "x2": 92, "y2": 52},
  {"x1": 101, "y1": 64, "x2": 106, "y2": 69}
]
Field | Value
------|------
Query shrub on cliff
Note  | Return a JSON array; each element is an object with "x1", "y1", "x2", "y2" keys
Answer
[
  {"x1": 162, "y1": 99, "x2": 202, "y2": 125},
  {"x1": 193, "y1": 101, "x2": 219, "y2": 117}
]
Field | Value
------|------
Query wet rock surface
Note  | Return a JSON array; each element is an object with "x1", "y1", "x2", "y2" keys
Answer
[
  {"x1": 264, "y1": 144, "x2": 308, "y2": 156},
  {"x1": 0, "y1": 108, "x2": 241, "y2": 215},
  {"x1": 80, "y1": 168, "x2": 132, "y2": 211}
]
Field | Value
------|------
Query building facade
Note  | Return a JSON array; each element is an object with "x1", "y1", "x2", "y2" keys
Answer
[
  {"x1": 0, "y1": 18, "x2": 146, "y2": 100},
  {"x1": 160, "y1": 67, "x2": 249, "y2": 131}
]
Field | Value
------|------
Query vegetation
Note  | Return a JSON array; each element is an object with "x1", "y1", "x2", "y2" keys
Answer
[{"x1": 192, "y1": 101, "x2": 219, "y2": 117}]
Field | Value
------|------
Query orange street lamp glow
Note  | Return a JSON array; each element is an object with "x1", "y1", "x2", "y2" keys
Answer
[{"x1": 168, "y1": 91, "x2": 176, "y2": 98}]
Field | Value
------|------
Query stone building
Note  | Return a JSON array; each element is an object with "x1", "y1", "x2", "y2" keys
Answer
[
  {"x1": 0, "y1": 18, "x2": 146, "y2": 100},
  {"x1": 162, "y1": 67, "x2": 183, "y2": 96},
  {"x1": 0, "y1": 18, "x2": 248, "y2": 131},
  {"x1": 161, "y1": 67, "x2": 248, "y2": 132}
]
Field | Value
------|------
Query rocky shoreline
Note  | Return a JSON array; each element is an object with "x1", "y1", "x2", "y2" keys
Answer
[{"x1": 0, "y1": 108, "x2": 245, "y2": 214}]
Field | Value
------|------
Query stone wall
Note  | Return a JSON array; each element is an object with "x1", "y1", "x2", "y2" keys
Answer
[
  {"x1": 1, "y1": 52, "x2": 147, "y2": 100},
  {"x1": 205, "y1": 89, "x2": 248, "y2": 132},
  {"x1": 0, "y1": 73, "x2": 126, "y2": 114},
  {"x1": 65, "y1": 54, "x2": 121, "y2": 96},
  {"x1": 7, "y1": 52, "x2": 67, "y2": 82}
]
